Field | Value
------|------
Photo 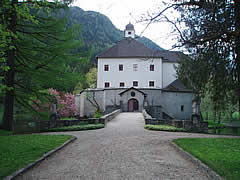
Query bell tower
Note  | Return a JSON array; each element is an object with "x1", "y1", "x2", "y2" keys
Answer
[{"x1": 124, "y1": 23, "x2": 135, "y2": 38}]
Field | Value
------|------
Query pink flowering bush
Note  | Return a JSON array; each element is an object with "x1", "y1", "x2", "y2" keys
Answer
[{"x1": 33, "y1": 88, "x2": 77, "y2": 118}]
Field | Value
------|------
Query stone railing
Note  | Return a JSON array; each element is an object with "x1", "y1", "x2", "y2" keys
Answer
[
  {"x1": 100, "y1": 109, "x2": 121, "y2": 126},
  {"x1": 143, "y1": 109, "x2": 208, "y2": 133},
  {"x1": 142, "y1": 109, "x2": 156, "y2": 122}
]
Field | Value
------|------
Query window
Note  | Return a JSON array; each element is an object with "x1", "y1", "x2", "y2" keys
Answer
[
  {"x1": 104, "y1": 65, "x2": 109, "y2": 71},
  {"x1": 131, "y1": 92, "x2": 135, "y2": 97},
  {"x1": 181, "y1": 105, "x2": 184, "y2": 112},
  {"x1": 119, "y1": 64, "x2": 123, "y2": 71},
  {"x1": 133, "y1": 64, "x2": 138, "y2": 71},
  {"x1": 128, "y1": 31, "x2": 131, "y2": 35},
  {"x1": 150, "y1": 64, "x2": 154, "y2": 71},
  {"x1": 133, "y1": 81, "x2": 138, "y2": 87},
  {"x1": 120, "y1": 82, "x2": 125, "y2": 87},
  {"x1": 104, "y1": 82, "x2": 110, "y2": 88},
  {"x1": 149, "y1": 81, "x2": 154, "y2": 87}
]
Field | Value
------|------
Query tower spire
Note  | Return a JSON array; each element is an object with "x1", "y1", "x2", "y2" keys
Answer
[{"x1": 124, "y1": 22, "x2": 135, "y2": 38}]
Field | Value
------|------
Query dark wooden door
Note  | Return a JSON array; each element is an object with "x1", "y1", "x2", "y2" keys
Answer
[{"x1": 128, "y1": 99, "x2": 139, "y2": 112}]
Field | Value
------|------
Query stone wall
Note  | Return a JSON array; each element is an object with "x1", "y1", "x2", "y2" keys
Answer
[
  {"x1": 13, "y1": 119, "x2": 41, "y2": 134},
  {"x1": 76, "y1": 88, "x2": 193, "y2": 120},
  {"x1": 13, "y1": 110, "x2": 120, "y2": 134},
  {"x1": 143, "y1": 109, "x2": 208, "y2": 133}
]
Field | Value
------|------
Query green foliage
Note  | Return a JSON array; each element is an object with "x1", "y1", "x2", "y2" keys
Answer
[
  {"x1": 208, "y1": 127, "x2": 240, "y2": 136},
  {"x1": 0, "y1": 134, "x2": 72, "y2": 178},
  {"x1": 201, "y1": 111, "x2": 240, "y2": 122},
  {"x1": 0, "y1": 129, "x2": 13, "y2": 136},
  {"x1": 174, "y1": 1, "x2": 240, "y2": 113},
  {"x1": 0, "y1": 104, "x2": 3, "y2": 126},
  {"x1": 233, "y1": 112, "x2": 240, "y2": 119},
  {"x1": 2, "y1": 1, "x2": 91, "y2": 120},
  {"x1": 60, "y1": 117, "x2": 76, "y2": 121},
  {"x1": 144, "y1": 125, "x2": 186, "y2": 132},
  {"x1": 93, "y1": 110, "x2": 103, "y2": 118},
  {"x1": 86, "y1": 67, "x2": 97, "y2": 88},
  {"x1": 174, "y1": 138, "x2": 240, "y2": 180},
  {"x1": 66, "y1": 7, "x2": 164, "y2": 63},
  {"x1": 206, "y1": 121, "x2": 226, "y2": 128},
  {"x1": 48, "y1": 124, "x2": 104, "y2": 132}
]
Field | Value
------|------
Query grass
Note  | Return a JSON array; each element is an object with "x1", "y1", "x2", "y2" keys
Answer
[
  {"x1": 207, "y1": 121, "x2": 227, "y2": 128},
  {"x1": 174, "y1": 138, "x2": 240, "y2": 180},
  {"x1": 0, "y1": 129, "x2": 13, "y2": 136},
  {"x1": 47, "y1": 124, "x2": 104, "y2": 132},
  {"x1": 60, "y1": 117, "x2": 77, "y2": 121},
  {"x1": 144, "y1": 124, "x2": 187, "y2": 132},
  {"x1": 208, "y1": 127, "x2": 240, "y2": 136},
  {"x1": 0, "y1": 134, "x2": 72, "y2": 179}
]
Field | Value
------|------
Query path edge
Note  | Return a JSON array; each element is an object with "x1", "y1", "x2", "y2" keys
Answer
[
  {"x1": 170, "y1": 141, "x2": 223, "y2": 180},
  {"x1": 4, "y1": 136, "x2": 77, "y2": 180}
]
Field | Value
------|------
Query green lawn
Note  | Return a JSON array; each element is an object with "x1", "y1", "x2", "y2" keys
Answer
[
  {"x1": 48, "y1": 124, "x2": 104, "y2": 132},
  {"x1": 174, "y1": 138, "x2": 240, "y2": 180},
  {"x1": 0, "y1": 129, "x2": 13, "y2": 136},
  {"x1": 0, "y1": 134, "x2": 72, "y2": 179},
  {"x1": 144, "y1": 124, "x2": 186, "y2": 132}
]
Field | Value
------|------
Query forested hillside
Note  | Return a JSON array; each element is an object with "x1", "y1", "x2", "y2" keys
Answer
[{"x1": 64, "y1": 6, "x2": 164, "y2": 63}]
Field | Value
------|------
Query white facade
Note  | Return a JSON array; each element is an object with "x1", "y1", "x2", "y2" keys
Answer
[
  {"x1": 162, "y1": 62, "x2": 178, "y2": 88},
  {"x1": 96, "y1": 23, "x2": 179, "y2": 89},
  {"x1": 97, "y1": 57, "x2": 178, "y2": 89}
]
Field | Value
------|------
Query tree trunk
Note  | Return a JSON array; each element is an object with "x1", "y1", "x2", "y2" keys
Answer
[
  {"x1": 213, "y1": 109, "x2": 217, "y2": 122},
  {"x1": 2, "y1": 0, "x2": 17, "y2": 131},
  {"x1": 234, "y1": 0, "x2": 240, "y2": 118},
  {"x1": 218, "y1": 112, "x2": 221, "y2": 124}
]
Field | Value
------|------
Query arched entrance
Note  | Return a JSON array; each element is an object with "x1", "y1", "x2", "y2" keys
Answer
[{"x1": 128, "y1": 98, "x2": 139, "y2": 112}]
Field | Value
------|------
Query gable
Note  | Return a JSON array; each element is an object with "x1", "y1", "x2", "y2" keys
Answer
[{"x1": 119, "y1": 87, "x2": 146, "y2": 96}]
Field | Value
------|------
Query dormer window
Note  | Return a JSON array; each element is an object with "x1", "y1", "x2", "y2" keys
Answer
[{"x1": 128, "y1": 32, "x2": 131, "y2": 35}]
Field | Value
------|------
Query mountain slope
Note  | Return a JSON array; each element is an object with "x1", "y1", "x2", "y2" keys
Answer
[{"x1": 67, "y1": 7, "x2": 164, "y2": 61}]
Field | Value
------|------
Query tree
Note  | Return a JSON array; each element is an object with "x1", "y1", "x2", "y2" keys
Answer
[
  {"x1": 0, "y1": 0, "x2": 79, "y2": 130},
  {"x1": 86, "y1": 67, "x2": 97, "y2": 88},
  {"x1": 142, "y1": 0, "x2": 240, "y2": 114}
]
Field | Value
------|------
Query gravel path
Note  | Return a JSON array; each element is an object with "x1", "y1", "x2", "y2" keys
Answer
[{"x1": 17, "y1": 113, "x2": 229, "y2": 180}]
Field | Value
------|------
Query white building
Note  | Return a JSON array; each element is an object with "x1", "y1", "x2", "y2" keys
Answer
[
  {"x1": 76, "y1": 23, "x2": 193, "y2": 120},
  {"x1": 97, "y1": 23, "x2": 181, "y2": 89}
]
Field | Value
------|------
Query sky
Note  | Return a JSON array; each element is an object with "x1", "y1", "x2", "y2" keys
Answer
[{"x1": 71, "y1": 0, "x2": 179, "y2": 50}]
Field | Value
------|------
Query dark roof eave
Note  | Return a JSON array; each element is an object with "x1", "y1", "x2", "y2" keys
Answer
[
  {"x1": 119, "y1": 87, "x2": 146, "y2": 96},
  {"x1": 96, "y1": 56, "x2": 163, "y2": 59},
  {"x1": 162, "y1": 89, "x2": 192, "y2": 93}
]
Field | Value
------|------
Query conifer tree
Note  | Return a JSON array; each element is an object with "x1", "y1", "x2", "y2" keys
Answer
[{"x1": 1, "y1": 0, "x2": 85, "y2": 130}]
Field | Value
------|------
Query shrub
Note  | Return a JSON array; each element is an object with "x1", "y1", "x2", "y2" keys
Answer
[
  {"x1": 48, "y1": 124, "x2": 104, "y2": 132},
  {"x1": 32, "y1": 89, "x2": 77, "y2": 118},
  {"x1": 93, "y1": 110, "x2": 103, "y2": 118},
  {"x1": 144, "y1": 125, "x2": 187, "y2": 132}
]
